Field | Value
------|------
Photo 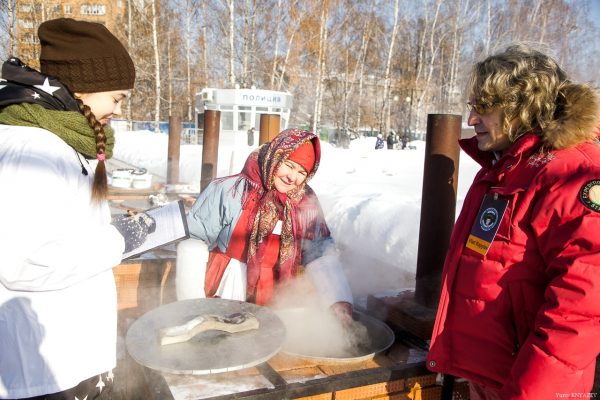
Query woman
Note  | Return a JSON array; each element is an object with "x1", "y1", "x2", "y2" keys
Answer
[
  {"x1": 0, "y1": 18, "x2": 152, "y2": 399},
  {"x1": 186, "y1": 128, "x2": 353, "y2": 318}
]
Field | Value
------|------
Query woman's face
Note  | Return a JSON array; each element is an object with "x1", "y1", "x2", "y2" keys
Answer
[
  {"x1": 76, "y1": 90, "x2": 129, "y2": 126},
  {"x1": 273, "y1": 159, "x2": 308, "y2": 194}
]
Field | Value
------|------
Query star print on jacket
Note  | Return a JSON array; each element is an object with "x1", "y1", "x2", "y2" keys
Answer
[
  {"x1": 96, "y1": 375, "x2": 105, "y2": 392},
  {"x1": 34, "y1": 77, "x2": 61, "y2": 95},
  {"x1": 0, "y1": 57, "x2": 79, "y2": 111}
]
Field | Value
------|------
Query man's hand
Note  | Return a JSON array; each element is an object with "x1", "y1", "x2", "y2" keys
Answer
[{"x1": 111, "y1": 212, "x2": 156, "y2": 253}]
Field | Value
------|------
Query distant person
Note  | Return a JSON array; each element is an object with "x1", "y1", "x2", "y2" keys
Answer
[
  {"x1": 401, "y1": 135, "x2": 408, "y2": 149},
  {"x1": 183, "y1": 128, "x2": 353, "y2": 322},
  {"x1": 247, "y1": 126, "x2": 255, "y2": 146},
  {"x1": 0, "y1": 18, "x2": 154, "y2": 399},
  {"x1": 387, "y1": 131, "x2": 397, "y2": 149},
  {"x1": 375, "y1": 133, "x2": 385, "y2": 149},
  {"x1": 427, "y1": 44, "x2": 600, "y2": 399}
]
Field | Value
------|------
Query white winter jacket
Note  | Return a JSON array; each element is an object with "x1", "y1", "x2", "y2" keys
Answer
[{"x1": 0, "y1": 125, "x2": 125, "y2": 398}]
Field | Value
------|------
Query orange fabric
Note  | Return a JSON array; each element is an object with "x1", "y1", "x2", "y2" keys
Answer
[
  {"x1": 288, "y1": 140, "x2": 315, "y2": 173},
  {"x1": 204, "y1": 252, "x2": 232, "y2": 298},
  {"x1": 254, "y1": 232, "x2": 280, "y2": 305},
  {"x1": 204, "y1": 197, "x2": 281, "y2": 304},
  {"x1": 204, "y1": 200, "x2": 255, "y2": 298}
]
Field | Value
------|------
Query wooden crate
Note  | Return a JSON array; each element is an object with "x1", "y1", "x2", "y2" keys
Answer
[
  {"x1": 113, "y1": 258, "x2": 176, "y2": 316},
  {"x1": 334, "y1": 378, "x2": 405, "y2": 400}
]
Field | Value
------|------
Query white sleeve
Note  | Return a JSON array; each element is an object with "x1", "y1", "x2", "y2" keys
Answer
[{"x1": 305, "y1": 253, "x2": 353, "y2": 307}]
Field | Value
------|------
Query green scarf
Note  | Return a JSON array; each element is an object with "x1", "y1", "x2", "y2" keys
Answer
[{"x1": 0, "y1": 103, "x2": 114, "y2": 159}]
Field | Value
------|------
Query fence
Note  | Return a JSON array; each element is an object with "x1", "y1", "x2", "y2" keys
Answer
[{"x1": 181, "y1": 128, "x2": 204, "y2": 145}]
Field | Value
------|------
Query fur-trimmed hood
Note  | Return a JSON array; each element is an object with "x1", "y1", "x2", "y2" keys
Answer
[{"x1": 543, "y1": 83, "x2": 600, "y2": 149}]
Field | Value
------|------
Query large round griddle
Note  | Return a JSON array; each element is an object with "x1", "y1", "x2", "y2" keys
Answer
[
  {"x1": 274, "y1": 309, "x2": 395, "y2": 365},
  {"x1": 126, "y1": 298, "x2": 286, "y2": 375}
]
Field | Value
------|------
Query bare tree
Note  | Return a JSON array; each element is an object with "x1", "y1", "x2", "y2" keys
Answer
[
  {"x1": 312, "y1": 0, "x2": 329, "y2": 134},
  {"x1": 0, "y1": 0, "x2": 17, "y2": 60},
  {"x1": 151, "y1": 0, "x2": 161, "y2": 130},
  {"x1": 228, "y1": 0, "x2": 236, "y2": 87},
  {"x1": 270, "y1": 0, "x2": 283, "y2": 88},
  {"x1": 379, "y1": 0, "x2": 399, "y2": 137},
  {"x1": 184, "y1": 0, "x2": 200, "y2": 121}
]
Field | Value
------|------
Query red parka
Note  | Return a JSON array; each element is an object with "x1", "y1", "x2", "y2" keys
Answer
[{"x1": 427, "y1": 130, "x2": 600, "y2": 399}]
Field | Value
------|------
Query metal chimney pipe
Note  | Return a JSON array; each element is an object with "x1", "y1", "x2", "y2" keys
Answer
[
  {"x1": 259, "y1": 114, "x2": 281, "y2": 144},
  {"x1": 200, "y1": 110, "x2": 221, "y2": 192},
  {"x1": 167, "y1": 115, "x2": 181, "y2": 185},
  {"x1": 414, "y1": 114, "x2": 462, "y2": 309}
]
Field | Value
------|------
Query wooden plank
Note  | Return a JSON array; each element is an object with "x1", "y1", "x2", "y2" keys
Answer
[
  {"x1": 405, "y1": 374, "x2": 438, "y2": 389},
  {"x1": 318, "y1": 359, "x2": 381, "y2": 376},
  {"x1": 294, "y1": 393, "x2": 332, "y2": 400},
  {"x1": 268, "y1": 353, "x2": 320, "y2": 371},
  {"x1": 113, "y1": 259, "x2": 177, "y2": 315},
  {"x1": 278, "y1": 366, "x2": 327, "y2": 384}
]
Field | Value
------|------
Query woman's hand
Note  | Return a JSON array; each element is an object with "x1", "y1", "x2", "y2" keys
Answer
[{"x1": 330, "y1": 301, "x2": 354, "y2": 326}]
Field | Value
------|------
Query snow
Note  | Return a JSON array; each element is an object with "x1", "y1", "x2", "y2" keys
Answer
[{"x1": 113, "y1": 131, "x2": 481, "y2": 303}]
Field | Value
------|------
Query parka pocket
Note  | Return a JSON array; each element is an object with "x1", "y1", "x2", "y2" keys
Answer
[{"x1": 506, "y1": 280, "x2": 545, "y2": 350}]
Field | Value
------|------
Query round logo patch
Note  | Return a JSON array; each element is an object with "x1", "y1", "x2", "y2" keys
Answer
[
  {"x1": 480, "y1": 207, "x2": 499, "y2": 231},
  {"x1": 580, "y1": 179, "x2": 600, "y2": 213}
]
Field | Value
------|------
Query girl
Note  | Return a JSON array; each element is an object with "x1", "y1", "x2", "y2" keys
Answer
[{"x1": 0, "y1": 18, "x2": 151, "y2": 399}]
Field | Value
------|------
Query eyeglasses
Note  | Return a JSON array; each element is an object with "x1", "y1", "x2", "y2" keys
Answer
[{"x1": 466, "y1": 101, "x2": 497, "y2": 114}]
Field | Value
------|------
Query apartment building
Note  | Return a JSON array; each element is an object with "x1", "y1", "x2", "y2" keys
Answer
[{"x1": 14, "y1": 0, "x2": 126, "y2": 68}]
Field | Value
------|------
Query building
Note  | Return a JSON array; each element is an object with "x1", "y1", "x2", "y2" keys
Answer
[
  {"x1": 13, "y1": 0, "x2": 126, "y2": 68},
  {"x1": 195, "y1": 87, "x2": 292, "y2": 148}
]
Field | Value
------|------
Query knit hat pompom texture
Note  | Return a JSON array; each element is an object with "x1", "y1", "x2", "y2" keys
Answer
[{"x1": 39, "y1": 18, "x2": 135, "y2": 93}]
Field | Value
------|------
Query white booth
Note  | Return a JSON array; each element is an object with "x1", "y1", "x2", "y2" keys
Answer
[{"x1": 195, "y1": 87, "x2": 292, "y2": 148}]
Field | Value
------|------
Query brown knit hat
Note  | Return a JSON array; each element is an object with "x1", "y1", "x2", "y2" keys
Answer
[{"x1": 38, "y1": 18, "x2": 135, "y2": 93}]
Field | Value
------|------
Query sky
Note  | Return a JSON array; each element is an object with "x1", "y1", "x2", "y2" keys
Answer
[{"x1": 113, "y1": 132, "x2": 480, "y2": 306}]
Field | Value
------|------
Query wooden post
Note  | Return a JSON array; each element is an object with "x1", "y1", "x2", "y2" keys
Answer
[
  {"x1": 414, "y1": 114, "x2": 462, "y2": 308},
  {"x1": 200, "y1": 110, "x2": 220, "y2": 192},
  {"x1": 366, "y1": 113, "x2": 461, "y2": 340},
  {"x1": 166, "y1": 115, "x2": 181, "y2": 185},
  {"x1": 259, "y1": 114, "x2": 281, "y2": 144}
]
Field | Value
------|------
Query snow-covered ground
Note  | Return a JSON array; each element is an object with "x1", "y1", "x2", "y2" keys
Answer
[{"x1": 113, "y1": 131, "x2": 480, "y2": 303}]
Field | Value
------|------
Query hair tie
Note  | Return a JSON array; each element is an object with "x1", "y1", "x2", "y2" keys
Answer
[{"x1": 97, "y1": 153, "x2": 106, "y2": 161}]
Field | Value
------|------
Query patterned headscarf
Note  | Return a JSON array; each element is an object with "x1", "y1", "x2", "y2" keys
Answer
[{"x1": 238, "y1": 128, "x2": 321, "y2": 303}]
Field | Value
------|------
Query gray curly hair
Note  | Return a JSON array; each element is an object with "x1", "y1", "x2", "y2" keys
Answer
[{"x1": 467, "y1": 44, "x2": 572, "y2": 142}]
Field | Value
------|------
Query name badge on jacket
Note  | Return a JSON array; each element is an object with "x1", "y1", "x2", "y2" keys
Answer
[{"x1": 466, "y1": 193, "x2": 509, "y2": 256}]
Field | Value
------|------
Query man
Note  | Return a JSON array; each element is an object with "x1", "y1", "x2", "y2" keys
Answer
[
  {"x1": 387, "y1": 131, "x2": 397, "y2": 149},
  {"x1": 427, "y1": 44, "x2": 600, "y2": 399}
]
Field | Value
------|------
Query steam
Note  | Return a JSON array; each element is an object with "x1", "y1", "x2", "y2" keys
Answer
[{"x1": 270, "y1": 274, "x2": 372, "y2": 359}]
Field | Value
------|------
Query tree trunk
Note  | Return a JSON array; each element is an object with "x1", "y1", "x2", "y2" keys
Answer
[
  {"x1": 167, "y1": 30, "x2": 173, "y2": 117},
  {"x1": 202, "y1": 1, "x2": 209, "y2": 86},
  {"x1": 312, "y1": 0, "x2": 329, "y2": 135},
  {"x1": 151, "y1": 0, "x2": 161, "y2": 132},
  {"x1": 229, "y1": 0, "x2": 236, "y2": 87},
  {"x1": 354, "y1": 3, "x2": 373, "y2": 135},
  {"x1": 126, "y1": 0, "x2": 133, "y2": 131},
  {"x1": 277, "y1": 28, "x2": 296, "y2": 91},
  {"x1": 185, "y1": 0, "x2": 195, "y2": 121},
  {"x1": 379, "y1": 0, "x2": 399, "y2": 137},
  {"x1": 270, "y1": 0, "x2": 283, "y2": 89}
]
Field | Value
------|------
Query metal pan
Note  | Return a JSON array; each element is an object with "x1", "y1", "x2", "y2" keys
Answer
[
  {"x1": 126, "y1": 298, "x2": 286, "y2": 375},
  {"x1": 273, "y1": 308, "x2": 395, "y2": 365}
]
